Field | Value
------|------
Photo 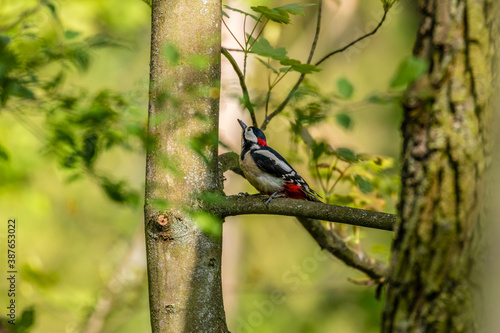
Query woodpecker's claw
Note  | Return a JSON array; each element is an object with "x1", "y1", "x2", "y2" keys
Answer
[{"x1": 264, "y1": 191, "x2": 285, "y2": 206}]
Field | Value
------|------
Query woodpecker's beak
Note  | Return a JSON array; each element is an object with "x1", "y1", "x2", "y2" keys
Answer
[{"x1": 237, "y1": 119, "x2": 247, "y2": 131}]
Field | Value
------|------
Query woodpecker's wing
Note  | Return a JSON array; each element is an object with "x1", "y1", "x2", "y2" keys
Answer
[{"x1": 250, "y1": 146, "x2": 321, "y2": 201}]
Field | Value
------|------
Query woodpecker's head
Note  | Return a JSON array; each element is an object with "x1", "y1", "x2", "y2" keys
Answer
[{"x1": 238, "y1": 119, "x2": 267, "y2": 147}]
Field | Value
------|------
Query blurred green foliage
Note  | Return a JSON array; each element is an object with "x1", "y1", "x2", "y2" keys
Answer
[
  {"x1": 0, "y1": 0, "x2": 420, "y2": 332},
  {"x1": 0, "y1": 0, "x2": 150, "y2": 332}
]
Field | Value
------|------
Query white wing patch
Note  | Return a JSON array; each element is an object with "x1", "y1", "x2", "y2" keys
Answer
[{"x1": 254, "y1": 150, "x2": 293, "y2": 173}]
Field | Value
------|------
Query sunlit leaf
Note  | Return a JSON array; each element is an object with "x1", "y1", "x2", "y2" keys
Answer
[
  {"x1": 251, "y1": 5, "x2": 291, "y2": 24},
  {"x1": 390, "y1": 55, "x2": 428, "y2": 88},
  {"x1": 16, "y1": 306, "x2": 36, "y2": 333},
  {"x1": 354, "y1": 174, "x2": 373, "y2": 194},
  {"x1": 193, "y1": 211, "x2": 222, "y2": 238},
  {"x1": 0, "y1": 144, "x2": 9, "y2": 161},
  {"x1": 80, "y1": 131, "x2": 98, "y2": 167},
  {"x1": 371, "y1": 243, "x2": 389, "y2": 254},
  {"x1": 280, "y1": 59, "x2": 320, "y2": 74},
  {"x1": 335, "y1": 147, "x2": 358, "y2": 162},
  {"x1": 276, "y1": 3, "x2": 315, "y2": 15},
  {"x1": 151, "y1": 198, "x2": 169, "y2": 210},
  {"x1": 337, "y1": 77, "x2": 354, "y2": 99},
  {"x1": 188, "y1": 54, "x2": 209, "y2": 69},
  {"x1": 250, "y1": 37, "x2": 288, "y2": 60},
  {"x1": 163, "y1": 43, "x2": 180, "y2": 65},
  {"x1": 64, "y1": 30, "x2": 81, "y2": 40},
  {"x1": 312, "y1": 141, "x2": 328, "y2": 160},
  {"x1": 256, "y1": 58, "x2": 278, "y2": 74},
  {"x1": 251, "y1": 3, "x2": 314, "y2": 24},
  {"x1": 224, "y1": 5, "x2": 261, "y2": 21},
  {"x1": 335, "y1": 112, "x2": 352, "y2": 129}
]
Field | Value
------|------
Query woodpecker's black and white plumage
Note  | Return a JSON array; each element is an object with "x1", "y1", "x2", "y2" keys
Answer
[{"x1": 238, "y1": 119, "x2": 321, "y2": 203}]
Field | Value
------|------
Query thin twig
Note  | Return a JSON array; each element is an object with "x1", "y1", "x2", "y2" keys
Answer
[
  {"x1": 260, "y1": 0, "x2": 323, "y2": 130},
  {"x1": 222, "y1": 47, "x2": 249, "y2": 53},
  {"x1": 248, "y1": 19, "x2": 269, "y2": 50},
  {"x1": 221, "y1": 48, "x2": 258, "y2": 127},
  {"x1": 315, "y1": 9, "x2": 388, "y2": 66},
  {"x1": 261, "y1": 6, "x2": 389, "y2": 130},
  {"x1": 222, "y1": 19, "x2": 245, "y2": 51},
  {"x1": 329, "y1": 164, "x2": 352, "y2": 193}
]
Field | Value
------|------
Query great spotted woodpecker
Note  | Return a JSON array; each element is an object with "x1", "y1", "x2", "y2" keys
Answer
[{"x1": 238, "y1": 119, "x2": 321, "y2": 203}]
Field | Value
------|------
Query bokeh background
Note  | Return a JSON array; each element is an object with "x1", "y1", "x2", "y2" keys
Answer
[{"x1": 0, "y1": 0, "x2": 420, "y2": 332}]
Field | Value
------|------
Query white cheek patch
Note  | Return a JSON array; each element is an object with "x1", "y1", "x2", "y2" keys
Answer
[
  {"x1": 245, "y1": 129, "x2": 258, "y2": 143},
  {"x1": 254, "y1": 150, "x2": 293, "y2": 173}
]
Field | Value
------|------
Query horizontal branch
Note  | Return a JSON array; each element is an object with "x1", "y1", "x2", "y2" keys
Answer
[
  {"x1": 207, "y1": 195, "x2": 395, "y2": 231},
  {"x1": 297, "y1": 217, "x2": 388, "y2": 279}
]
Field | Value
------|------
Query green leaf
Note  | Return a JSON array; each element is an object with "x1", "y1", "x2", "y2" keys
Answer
[
  {"x1": 337, "y1": 77, "x2": 354, "y2": 99},
  {"x1": 251, "y1": 5, "x2": 291, "y2": 24},
  {"x1": 64, "y1": 30, "x2": 81, "y2": 40},
  {"x1": 80, "y1": 131, "x2": 99, "y2": 167},
  {"x1": 0, "y1": 144, "x2": 9, "y2": 161},
  {"x1": 224, "y1": 5, "x2": 261, "y2": 21},
  {"x1": 251, "y1": 3, "x2": 314, "y2": 24},
  {"x1": 390, "y1": 56, "x2": 428, "y2": 88},
  {"x1": 354, "y1": 174, "x2": 374, "y2": 193},
  {"x1": 276, "y1": 3, "x2": 314, "y2": 15},
  {"x1": 44, "y1": 0, "x2": 57, "y2": 17},
  {"x1": 335, "y1": 113, "x2": 352, "y2": 130},
  {"x1": 222, "y1": 9, "x2": 229, "y2": 18},
  {"x1": 193, "y1": 211, "x2": 222, "y2": 238},
  {"x1": 150, "y1": 198, "x2": 169, "y2": 210},
  {"x1": 188, "y1": 54, "x2": 209, "y2": 69},
  {"x1": 256, "y1": 58, "x2": 278, "y2": 74},
  {"x1": 163, "y1": 43, "x2": 180, "y2": 65},
  {"x1": 251, "y1": 37, "x2": 288, "y2": 60},
  {"x1": 371, "y1": 243, "x2": 389, "y2": 254},
  {"x1": 312, "y1": 141, "x2": 327, "y2": 160},
  {"x1": 335, "y1": 147, "x2": 358, "y2": 162},
  {"x1": 16, "y1": 306, "x2": 35, "y2": 333},
  {"x1": 280, "y1": 59, "x2": 321, "y2": 74}
]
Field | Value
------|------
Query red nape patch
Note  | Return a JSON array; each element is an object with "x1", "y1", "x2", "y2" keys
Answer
[
  {"x1": 257, "y1": 138, "x2": 267, "y2": 146},
  {"x1": 284, "y1": 183, "x2": 307, "y2": 200}
]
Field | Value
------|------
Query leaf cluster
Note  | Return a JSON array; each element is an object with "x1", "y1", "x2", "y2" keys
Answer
[{"x1": 0, "y1": 2, "x2": 144, "y2": 205}]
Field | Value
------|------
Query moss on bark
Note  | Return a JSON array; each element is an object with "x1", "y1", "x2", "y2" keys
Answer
[
  {"x1": 144, "y1": 0, "x2": 228, "y2": 332},
  {"x1": 382, "y1": 0, "x2": 496, "y2": 331}
]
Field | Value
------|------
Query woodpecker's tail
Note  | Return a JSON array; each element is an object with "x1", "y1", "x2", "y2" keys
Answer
[{"x1": 284, "y1": 183, "x2": 322, "y2": 202}]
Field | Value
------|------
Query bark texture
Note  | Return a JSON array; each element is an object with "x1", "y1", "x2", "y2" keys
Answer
[
  {"x1": 382, "y1": 0, "x2": 496, "y2": 332},
  {"x1": 144, "y1": 0, "x2": 228, "y2": 332}
]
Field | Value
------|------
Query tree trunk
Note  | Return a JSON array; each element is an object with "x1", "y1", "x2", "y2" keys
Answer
[
  {"x1": 383, "y1": 0, "x2": 496, "y2": 331},
  {"x1": 144, "y1": 0, "x2": 228, "y2": 332}
]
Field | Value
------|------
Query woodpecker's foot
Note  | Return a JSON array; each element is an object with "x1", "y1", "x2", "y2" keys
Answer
[
  {"x1": 237, "y1": 192, "x2": 262, "y2": 197},
  {"x1": 264, "y1": 191, "x2": 285, "y2": 206}
]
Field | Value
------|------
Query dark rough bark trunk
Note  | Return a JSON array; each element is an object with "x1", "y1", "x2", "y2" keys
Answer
[
  {"x1": 382, "y1": 0, "x2": 496, "y2": 331},
  {"x1": 144, "y1": 0, "x2": 228, "y2": 332}
]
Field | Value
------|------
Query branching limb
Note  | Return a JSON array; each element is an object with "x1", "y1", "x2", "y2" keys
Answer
[
  {"x1": 314, "y1": 9, "x2": 388, "y2": 66},
  {"x1": 260, "y1": 0, "x2": 323, "y2": 130},
  {"x1": 206, "y1": 195, "x2": 395, "y2": 231},
  {"x1": 261, "y1": 5, "x2": 389, "y2": 130},
  {"x1": 221, "y1": 48, "x2": 258, "y2": 127},
  {"x1": 216, "y1": 152, "x2": 392, "y2": 280},
  {"x1": 297, "y1": 217, "x2": 388, "y2": 280}
]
